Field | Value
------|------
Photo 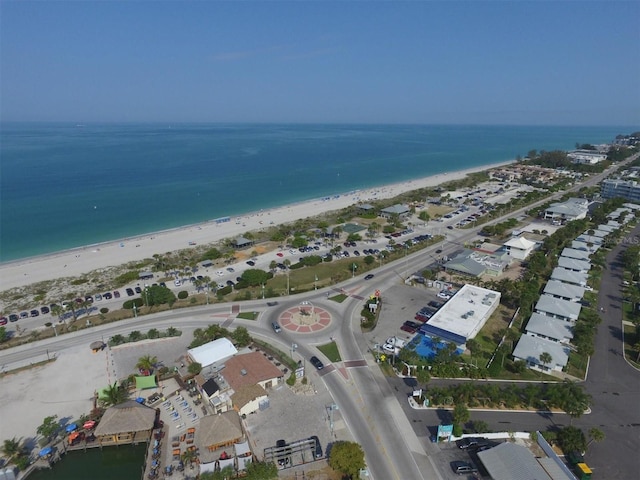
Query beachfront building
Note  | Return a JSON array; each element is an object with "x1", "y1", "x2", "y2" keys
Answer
[
  {"x1": 525, "y1": 312, "x2": 574, "y2": 344},
  {"x1": 512, "y1": 334, "x2": 570, "y2": 372},
  {"x1": 357, "y1": 203, "x2": 376, "y2": 215},
  {"x1": 187, "y1": 338, "x2": 238, "y2": 369},
  {"x1": 601, "y1": 179, "x2": 640, "y2": 203},
  {"x1": 502, "y1": 235, "x2": 537, "y2": 260},
  {"x1": 443, "y1": 248, "x2": 510, "y2": 278},
  {"x1": 567, "y1": 150, "x2": 607, "y2": 164},
  {"x1": 418, "y1": 284, "x2": 501, "y2": 345},
  {"x1": 93, "y1": 400, "x2": 156, "y2": 446},
  {"x1": 379, "y1": 204, "x2": 411, "y2": 219},
  {"x1": 534, "y1": 295, "x2": 581, "y2": 322},
  {"x1": 550, "y1": 267, "x2": 589, "y2": 287},
  {"x1": 232, "y1": 236, "x2": 254, "y2": 249},
  {"x1": 196, "y1": 411, "x2": 247, "y2": 473},
  {"x1": 543, "y1": 198, "x2": 589, "y2": 222}
]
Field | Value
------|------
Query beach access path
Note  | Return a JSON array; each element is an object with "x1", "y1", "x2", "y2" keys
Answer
[{"x1": 0, "y1": 161, "x2": 512, "y2": 292}]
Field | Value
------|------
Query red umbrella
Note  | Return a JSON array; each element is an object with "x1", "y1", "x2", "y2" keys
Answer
[{"x1": 83, "y1": 420, "x2": 96, "y2": 430}]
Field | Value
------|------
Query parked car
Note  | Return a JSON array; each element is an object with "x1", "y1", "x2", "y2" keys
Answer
[
  {"x1": 309, "y1": 435, "x2": 323, "y2": 458},
  {"x1": 456, "y1": 437, "x2": 489, "y2": 450},
  {"x1": 0, "y1": 317, "x2": 7, "y2": 326},
  {"x1": 135, "y1": 286, "x2": 142, "y2": 294},
  {"x1": 113, "y1": 290, "x2": 121, "y2": 298},
  {"x1": 246, "y1": 260, "x2": 256, "y2": 266},
  {"x1": 40, "y1": 306, "x2": 50, "y2": 314},
  {"x1": 9, "y1": 314, "x2": 19, "y2": 322},
  {"x1": 451, "y1": 461, "x2": 478, "y2": 475},
  {"x1": 103, "y1": 292, "x2": 113, "y2": 300},
  {"x1": 30, "y1": 309, "x2": 39, "y2": 317},
  {"x1": 94, "y1": 293, "x2": 103, "y2": 301},
  {"x1": 174, "y1": 279, "x2": 182, "y2": 287},
  {"x1": 364, "y1": 274, "x2": 375, "y2": 280},
  {"x1": 126, "y1": 288, "x2": 135, "y2": 296},
  {"x1": 19, "y1": 312, "x2": 28, "y2": 319},
  {"x1": 401, "y1": 320, "x2": 420, "y2": 333},
  {"x1": 271, "y1": 322, "x2": 282, "y2": 333},
  {"x1": 310, "y1": 356, "x2": 324, "y2": 370},
  {"x1": 226, "y1": 267, "x2": 235, "y2": 272}
]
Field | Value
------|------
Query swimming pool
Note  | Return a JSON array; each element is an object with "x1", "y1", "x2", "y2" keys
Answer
[{"x1": 405, "y1": 334, "x2": 463, "y2": 359}]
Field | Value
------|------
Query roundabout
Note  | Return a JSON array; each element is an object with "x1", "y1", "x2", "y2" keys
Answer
[{"x1": 278, "y1": 301, "x2": 332, "y2": 334}]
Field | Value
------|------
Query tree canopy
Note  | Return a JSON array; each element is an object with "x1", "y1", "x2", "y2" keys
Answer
[{"x1": 328, "y1": 441, "x2": 366, "y2": 479}]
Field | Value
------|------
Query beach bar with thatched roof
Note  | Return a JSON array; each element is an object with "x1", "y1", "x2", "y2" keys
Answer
[{"x1": 94, "y1": 400, "x2": 157, "y2": 446}]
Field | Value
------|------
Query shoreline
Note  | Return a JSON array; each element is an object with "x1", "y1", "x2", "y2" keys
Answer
[{"x1": 0, "y1": 159, "x2": 514, "y2": 291}]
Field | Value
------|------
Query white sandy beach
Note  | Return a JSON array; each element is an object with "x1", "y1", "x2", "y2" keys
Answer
[{"x1": 0, "y1": 161, "x2": 512, "y2": 292}]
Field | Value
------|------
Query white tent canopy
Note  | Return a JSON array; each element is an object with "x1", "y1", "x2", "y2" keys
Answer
[{"x1": 188, "y1": 338, "x2": 238, "y2": 368}]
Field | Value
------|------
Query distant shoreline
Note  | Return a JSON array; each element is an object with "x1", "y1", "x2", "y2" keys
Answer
[{"x1": 0, "y1": 160, "x2": 514, "y2": 291}]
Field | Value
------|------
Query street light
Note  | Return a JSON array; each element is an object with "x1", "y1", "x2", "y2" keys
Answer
[
  {"x1": 133, "y1": 302, "x2": 137, "y2": 318},
  {"x1": 290, "y1": 343, "x2": 297, "y2": 361},
  {"x1": 261, "y1": 283, "x2": 265, "y2": 299}
]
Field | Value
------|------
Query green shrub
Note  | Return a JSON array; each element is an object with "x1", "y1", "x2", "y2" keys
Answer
[
  {"x1": 100, "y1": 307, "x2": 109, "y2": 314},
  {"x1": 123, "y1": 298, "x2": 144, "y2": 310},
  {"x1": 217, "y1": 285, "x2": 232, "y2": 296},
  {"x1": 114, "y1": 271, "x2": 140, "y2": 287},
  {"x1": 289, "y1": 262, "x2": 304, "y2": 269},
  {"x1": 177, "y1": 290, "x2": 188, "y2": 300},
  {"x1": 286, "y1": 372, "x2": 297, "y2": 386}
]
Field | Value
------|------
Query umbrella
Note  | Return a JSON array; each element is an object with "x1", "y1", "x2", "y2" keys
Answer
[
  {"x1": 66, "y1": 424, "x2": 78, "y2": 432},
  {"x1": 39, "y1": 446, "x2": 53, "y2": 457},
  {"x1": 83, "y1": 420, "x2": 96, "y2": 429}
]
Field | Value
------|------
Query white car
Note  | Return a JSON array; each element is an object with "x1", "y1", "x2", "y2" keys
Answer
[
  {"x1": 174, "y1": 279, "x2": 182, "y2": 287},
  {"x1": 215, "y1": 270, "x2": 224, "y2": 277}
]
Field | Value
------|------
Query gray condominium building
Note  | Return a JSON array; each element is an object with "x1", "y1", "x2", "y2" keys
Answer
[{"x1": 601, "y1": 179, "x2": 640, "y2": 202}]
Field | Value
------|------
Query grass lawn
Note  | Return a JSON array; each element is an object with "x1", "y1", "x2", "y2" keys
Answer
[
  {"x1": 237, "y1": 311, "x2": 259, "y2": 320},
  {"x1": 317, "y1": 341, "x2": 341, "y2": 362},
  {"x1": 566, "y1": 351, "x2": 588, "y2": 379},
  {"x1": 474, "y1": 305, "x2": 515, "y2": 363},
  {"x1": 623, "y1": 323, "x2": 640, "y2": 366},
  {"x1": 329, "y1": 294, "x2": 348, "y2": 303}
]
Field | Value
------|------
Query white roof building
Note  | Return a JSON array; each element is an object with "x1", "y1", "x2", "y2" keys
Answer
[
  {"x1": 567, "y1": 150, "x2": 607, "y2": 164},
  {"x1": 503, "y1": 235, "x2": 537, "y2": 260},
  {"x1": 512, "y1": 334, "x2": 570, "y2": 372},
  {"x1": 570, "y1": 240, "x2": 599, "y2": 254},
  {"x1": 543, "y1": 198, "x2": 589, "y2": 221},
  {"x1": 188, "y1": 338, "x2": 238, "y2": 368},
  {"x1": 419, "y1": 284, "x2": 501, "y2": 345}
]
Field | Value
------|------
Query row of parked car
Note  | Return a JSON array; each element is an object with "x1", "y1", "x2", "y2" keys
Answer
[{"x1": 397, "y1": 298, "x2": 447, "y2": 334}]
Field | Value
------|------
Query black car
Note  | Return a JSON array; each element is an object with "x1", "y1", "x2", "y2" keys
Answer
[
  {"x1": 364, "y1": 274, "x2": 375, "y2": 280},
  {"x1": 428, "y1": 301, "x2": 444, "y2": 309},
  {"x1": 40, "y1": 306, "x2": 50, "y2": 314},
  {"x1": 134, "y1": 286, "x2": 142, "y2": 294},
  {"x1": 103, "y1": 292, "x2": 113, "y2": 300},
  {"x1": 126, "y1": 288, "x2": 135, "y2": 296},
  {"x1": 310, "y1": 356, "x2": 324, "y2": 370},
  {"x1": 401, "y1": 320, "x2": 420, "y2": 333},
  {"x1": 267, "y1": 301, "x2": 279, "y2": 307},
  {"x1": 30, "y1": 309, "x2": 39, "y2": 317},
  {"x1": 113, "y1": 290, "x2": 121, "y2": 298},
  {"x1": 246, "y1": 260, "x2": 256, "y2": 266},
  {"x1": 456, "y1": 437, "x2": 489, "y2": 450},
  {"x1": 226, "y1": 280, "x2": 235, "y2": 287},
  {"x1": 309, "y1": 435, "x2": 323, "y2": 459},
  {"x1": 9, "y1": 314, "x2": 19, "y2": 322}
]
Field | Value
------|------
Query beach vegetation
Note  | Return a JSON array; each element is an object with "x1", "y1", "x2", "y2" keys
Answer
[
  {"x1": 70, "y1": 277, "x2": 89, "y2": 285},
  {"x1": 200, "y1": 247, "x2": 222, "y2": 261},
  {"x1": 114, "y1": 270, "x2": 141, "y2": 287}
]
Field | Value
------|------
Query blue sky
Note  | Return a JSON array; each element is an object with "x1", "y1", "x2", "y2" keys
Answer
[{"x1": 1, "y1": 1, "x2": 639, "y2": 125}]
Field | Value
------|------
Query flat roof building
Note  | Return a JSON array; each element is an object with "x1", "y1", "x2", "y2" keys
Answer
[
  {"x1": 557, "y1": 257, "x2": 591, "y2": 273},
  {"x1": 188, "y1": 338, "x2": 238, "y2": 368},
  {"x1": 543, "y1": 198, "x2": 589, "y2": 222},
  {"x1": 601, "y1": 179, "x2": 640, "y2": 203},
  {"x1": 543, "y1": 280, "x2": 585, "y2": 302},
  {"x1": 560, "y1": 247, "x2": 591, "y2": 261},
  {"x1": 419, "y1": 284, "x2": 501, "y2": 345}
]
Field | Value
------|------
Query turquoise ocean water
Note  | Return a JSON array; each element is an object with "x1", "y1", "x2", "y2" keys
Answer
[{"x1": 0, "y1": 123, "x2": 631, "y2": 262}]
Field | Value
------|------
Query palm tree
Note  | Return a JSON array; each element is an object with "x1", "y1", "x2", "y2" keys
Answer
[
  {"x1": 539, "y1": 352, "x2": 553, "y2": 371},
  {"x1": 166, "y1": 326, "x2": 178, "y2": 337},
  {"x1": 136, "y1": 355, "x2": 158, "y2": 373},
  {"x1": 181, "y1": 448, "x2": 198, "y2": 466},
  {"x1": 2, "y1": 437, "x2": 25, "y2": 464},
  {"x1": 51, "y1": 304, "x2": 65, "y2": 323},
  {"x1": 100, "y1": 382, "x2": 129, "y2": 407},
  {"x1": 586, "y1": 428, "x2": 605, "y2": 449}
]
